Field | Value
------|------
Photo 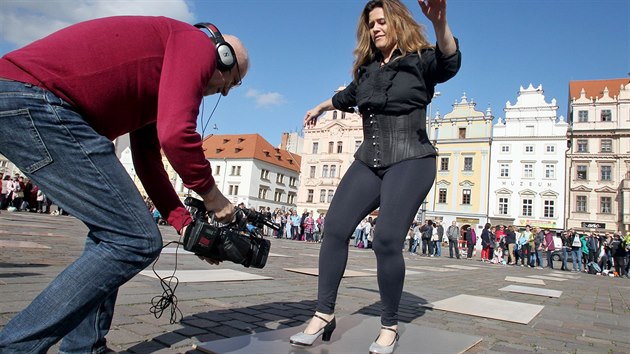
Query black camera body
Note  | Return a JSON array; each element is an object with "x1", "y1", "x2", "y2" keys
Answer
[{"x1": 183, "y1": 197, "x2": 278, "y2": 268}]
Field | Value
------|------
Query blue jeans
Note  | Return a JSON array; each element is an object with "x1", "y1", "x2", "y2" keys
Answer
[
  {"x1": 354, "y1": 229, "x2": 364, "y2": 246},
  {"x1": 561, "y1": 247, "x2": 568, "y2": 270},
  {"x1": 433, "y1": 240, "x2": 441, "y2": 256},
  {"x1": 571, "y1": 247, "x2": 583, "y2": 271},
  {"x1": 0, "y1": 81, "x2": 162, "y2": 353}
]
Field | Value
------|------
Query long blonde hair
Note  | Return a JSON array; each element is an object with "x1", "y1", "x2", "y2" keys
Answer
[{"x1": 352, "y1": 0, "x2": 431, "y2": 81}]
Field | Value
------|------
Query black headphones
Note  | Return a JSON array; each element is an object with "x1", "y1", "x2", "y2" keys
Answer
[{"x1": 194, "y1": 22, "x2": 237, "y2": 72}]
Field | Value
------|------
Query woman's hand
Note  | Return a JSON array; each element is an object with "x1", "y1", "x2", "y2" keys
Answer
[
  {"x1": 304, "y1": 107, "x2": 322, "y2": 128},
  {"x1": 419, "y1": 0, "x2": 447, "y2": 25}
]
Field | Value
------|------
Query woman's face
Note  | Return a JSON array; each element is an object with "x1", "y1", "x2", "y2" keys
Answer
[{"x1": 368, "y1": 7, "x2": 395, "y2": 55}]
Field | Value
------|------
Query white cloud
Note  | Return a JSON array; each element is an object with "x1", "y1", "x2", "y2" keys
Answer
[
  {"x1": 246, "y1": 89, "x2": 287, "y2": 108},
  {"x1": 0, "y1": 0, "x2": 194, "y2": 47}
]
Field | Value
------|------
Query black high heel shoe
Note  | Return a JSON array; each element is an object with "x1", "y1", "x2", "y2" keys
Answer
[
  {"x1": 368, "y1": 326, "x2": 399, "y2": 354},
  {"x1": 289, "y1": 314, "x2": 336, "y2": 346}
]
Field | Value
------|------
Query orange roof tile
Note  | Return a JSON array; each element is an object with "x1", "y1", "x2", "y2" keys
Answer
[
  {"x1": 569, "y1": 78, "x2": 630, "y2": 100},
  {"x1": 201, "y1": 134, "x2": 301, "y2": 172}
]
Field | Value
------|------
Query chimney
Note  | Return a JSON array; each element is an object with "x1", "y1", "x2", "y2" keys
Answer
[{"x1": 280, "y1": 132, "x2": 289, "y2": 150}]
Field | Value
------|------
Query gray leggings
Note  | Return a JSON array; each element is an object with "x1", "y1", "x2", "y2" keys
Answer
[{"x1": 316, "y1": 157, "x2": 436, "y2": 326}]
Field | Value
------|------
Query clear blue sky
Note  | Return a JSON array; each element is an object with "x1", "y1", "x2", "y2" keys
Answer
[{"x1": 1, "y1": 0, "x2": 628, "y2": 147}]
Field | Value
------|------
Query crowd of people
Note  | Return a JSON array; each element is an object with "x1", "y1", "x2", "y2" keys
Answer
[
  {"x1": 402, "y1": 220, "x2": 630, "y2": 278},
  {"x1": 0, "y1": 173, "x2": 52, "y2": 214},
  {"x1": 268, "y1": 208, "x2": 327, "y2": 242}
]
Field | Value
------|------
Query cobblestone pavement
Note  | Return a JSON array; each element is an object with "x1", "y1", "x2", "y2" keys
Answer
[{"x1": 1, "y1": 212, "x2": 629, "y2": 353}]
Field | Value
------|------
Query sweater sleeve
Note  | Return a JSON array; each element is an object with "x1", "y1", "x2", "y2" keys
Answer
[
  {"x1": 130, "y1": 124, "x2": 191, "y2": 233},
  {"x1": 156, "y1": 29, "x2": 217, "y2": 195}
]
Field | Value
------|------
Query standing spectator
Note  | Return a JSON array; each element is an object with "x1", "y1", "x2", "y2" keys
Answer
[
  {"x1": 304, "y1": 212, "x2": 315, "y2": 242},
  {"x1": 363, "y1": 217, "x2": 373, "y2": 248},
  {"x1": 586, "y1": 230, "x2": 599, "y2": 264},
  {"x1": 495, "y1": 225, "x2": 506, "y2": 244},
  {"x1": 559, "y1": 229, "x2": 571, "y2": 271},
  {"x1": 543, "y1": 229, "x2": 555, "y2": 269},
  {"x1": 446, "y1": 221, "x2": 460, "y2": 259},
  {"x1": 354, "y1": 219, "x2": 366, "y2": 247},
  {"x1": 505, "y1": 225, "x2": 517, "y2": 265},
  {"x1": 300, "y1": 210, "x2": 309, "y2": 241},
  {"x1": 316, "y1": 213, "x2": 326, "y2": 243},
  {"x1": 465, "y1": 225, "x2": 476, "y2": 259},
  {"x1": 36, "y1": 187, "x2": 46, "y2": 213},
  {"x1": 532, "y1": 227, "x2": 544, "y2": 269},
  {"x1": 290, "y1": 210, "x2": 301, "y2": 240},
  {"x1": 0, "y1": 174, "x2": 7, "y2": 210},
  {"x1": 421, "y1": 220, "x2": 433, "y2": 256},
  {"x1": 430, "y1": 222, "x2": 440, "y2": 257},
  {"x1": 610, "y1": 233, "x2": 627, "y2": 277},
  {"x1": 411, "y1": 222, "x2": 421, "y2": 255},
  {"x1": 433, "y1": 221, "x2": 443, "y2": 257},
  {"x1": 569, "y1": 231, "x2": 583, "y2": 272},
  {"x1": 480, "y1": 223, "x2": 491, "y2": 262},
  {"x1": 518, "y1": 226, "x2": 531, "y2": 267}
]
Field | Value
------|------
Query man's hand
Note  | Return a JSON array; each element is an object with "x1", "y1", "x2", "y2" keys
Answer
[{"x1": 200, "y1": 184, "x2": 235, "y2": 224}]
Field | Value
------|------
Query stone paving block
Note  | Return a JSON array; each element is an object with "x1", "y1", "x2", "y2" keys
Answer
[
  {"x1": 174, "y1": 325, "x2": 209, "y2": 337},
  {"x1": 151, "y1": 331, "x2": 189, "y2": 347},
  {"x1": 120, "y1": 322, "x2": 164, "y2": 337},
  {"x1": 182, "y1": 317, "x2": 220, "y2": 329},
  {"x1": 208, "y1": 325, "x2": 251, "y2": 338},
  {"x1": 107, "y1": 327, "x2": 148, "y2": 346}
]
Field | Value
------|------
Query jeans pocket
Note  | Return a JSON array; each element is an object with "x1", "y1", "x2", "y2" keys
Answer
[{"x1": 0, "y1": 108, "x2": 53, "y2": 173}]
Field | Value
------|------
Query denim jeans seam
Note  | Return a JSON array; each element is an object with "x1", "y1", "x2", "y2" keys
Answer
[{"x1": 46, "y1": 102, "x2": 155, "y2": 247}]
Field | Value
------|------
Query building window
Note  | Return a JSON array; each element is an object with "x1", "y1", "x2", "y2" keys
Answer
[
  {"x1": 545, "y1": 164, "x2": 555, "y2": 179},
  {"x1": 458, "y1": 128, "x2": 466, "y2": 139},
  {"x1": 523, "y1": 163, "x2": 534, "y2": 179},
  {"x1": 463, "y1": 157, "x2": 473, "y2": 171},
  {"x1": 289, "y1": 177, "x2": 297, "y2": 187},
  {"x1": 499, "y1": 163, "x2": 510, "y2": 178},
  {"x1": 440, "y1": 157, "x2": 449, "y2": 171},
  {"x1": 600, "y1": 197, "x2": 612, "y2": 213},
  {"x1": 287, "y1": 193, "x2": 296, "y2": 204},
  {"x1": 328, "y1": 142, "x2": 334, "y2": 154},
  {"x1": 355, "y1": 140, "x2": 362, "y2": 151},
  {"x1": 576, "y1": 195, "x2": 587, "y2": 212},
  {"x1": 601, "y1": 139, "x2": 612, "y2": 153},
  {"x1": 522, "y1": 199, "x2": 533, "y2": 217},
  {"x1": 601, "y1": 109, "x2": 612, "y2": 122},
  {"x1": 545, "y1": 145, "x2": 555, "y2": 153},
  {"x1": 312, "y1": 142, "x2": 319, "y2": 154},
  {"x1": 543, "y1": 200, "x2": 555, "y2": 218},
  {"x1": 576, "y1": 165, "x2": 588, "y2": 180},
  {"x1": 498, "y1": 197, "x2": 509, "y2": 215},
  {"x1": 438, "y1": 188, "x2": 447, "y2": 203},
  {"x1": 330, "y1": 165, "x2": 337, "y2": 178},
  {"x1": 215, "y1": 165, "x2": 221, "y2": 175},
  {"x1": 228, "y1": 185, "x2": 239, "y2": 195},
  {"x1": 274, "y1": 189, "x2": 284, "y2": 202},
  {"x1": 260, "y1": 169, "x2": 270, "y2": 180},
  {"x1": 332, "y1": 111, "x2": 338, "y2": 120},
  {"x1": 322, "y1": 165, "x2": 329, "y2": 178},
  {"x1": 524, "y1": 145, "x2": 534, "y2": 153},
  {"x1": 577, "y1": 140, "x2": 588, "y2": 153},
  {"x1": 319, "y1": 190, "x2": 326, "y2": 203},
  {"x1": 601, "y1": 165, "x2": 612, "y2": 181},
  {"x1": 307, "y1": 189, "x2": 314, "y2": 203},
  {"x1": 501, "y1": 145, "x2": 510, "y2": 153},
  {"x1": 276, "y1": 173, "x2": 284, "y2": 184},
  {"x1": 578, "y1": 110, "x2": 588, "y2": 122},
  {"x1": 341, "y1": 112, "x2": 346, "y2": 119},
  {"x1": 309, "y1": 166, "x2": 316, "y2": 178},
  {"x1": 327, "y1": 190, "x2": 334, "y2": 203},
  {"x1": 462, "y1": 189, "x2": 471, "y2": 205},
  {"x1": 337, "y1": 142, "x2": 343, "y2": 153},
  {"x1": 230, "y1": 166, "x2": 241, "y2": 176}
]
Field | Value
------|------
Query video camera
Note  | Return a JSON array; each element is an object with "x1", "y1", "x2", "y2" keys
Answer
[{"x1": 182, "y1": 197, "x2": 279, "y2": 268}]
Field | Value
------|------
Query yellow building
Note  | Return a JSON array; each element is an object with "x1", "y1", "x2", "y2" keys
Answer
[{"x1": 425, "y1": 94, "x2": 493, "y2": 229}]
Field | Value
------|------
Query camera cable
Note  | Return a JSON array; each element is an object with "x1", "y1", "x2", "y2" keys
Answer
[{"x1": 149, "y1": 240, "x2": 185, "y2": 324}]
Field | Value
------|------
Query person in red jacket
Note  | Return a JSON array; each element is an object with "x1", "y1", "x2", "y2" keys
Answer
[{"x1": 0, "y1": 16, "x2": 248, "y2": 353}]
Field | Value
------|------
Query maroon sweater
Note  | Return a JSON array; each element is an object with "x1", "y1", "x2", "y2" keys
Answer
[{"x1": 0, "y1": 16, "x2": 219, "y2": 232}]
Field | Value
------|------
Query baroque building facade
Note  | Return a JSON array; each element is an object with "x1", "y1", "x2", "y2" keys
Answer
[
  {"x1": 566, "y1": 78, "x2": 630, "y2": 233},
  {"x1": 488, "y1": 84, "x2": 568, "y2": 230},
  {"x1": 296, "y1": 87, "x2": 363, "y2": 215},
  {"x1": 426, "y1": 94, "x2": 493, "y2": 229}
]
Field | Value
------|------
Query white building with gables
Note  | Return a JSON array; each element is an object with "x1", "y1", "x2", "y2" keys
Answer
[
  {"x1": 296, "y1": 87, "x2": 364, "y2": 215},
  {"x1": 488, "y1": 84, "x2": 568, "y2": 230},
  {"x1": 566, "y1": 78, "x2": 630, "y2": 233}
]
